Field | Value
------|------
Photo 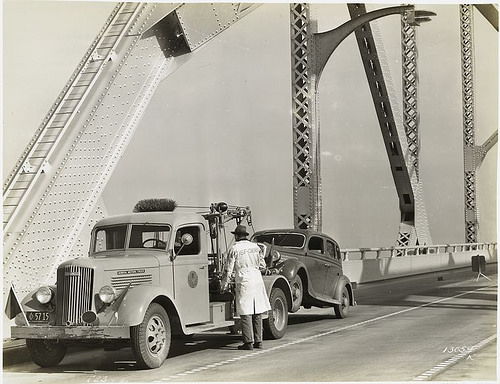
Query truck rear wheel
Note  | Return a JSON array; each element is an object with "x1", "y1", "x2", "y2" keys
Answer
[
  {"x1": 263, "y1": 286, "x2": 288, "y2": 340},
  {"x1": 26, "y1": 339, "x2": 67, "y2": 367},
  {"x1": 131, "y1": 303, "x2": 171, "y2": 369}
]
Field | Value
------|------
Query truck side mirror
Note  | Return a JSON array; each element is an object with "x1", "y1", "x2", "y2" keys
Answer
[
  {"x1": 174, "y1": 233, "x2": 194, "y2": 257},
  {"x1": 181, "y1": 233, "x2": 193, "y2": 245}
]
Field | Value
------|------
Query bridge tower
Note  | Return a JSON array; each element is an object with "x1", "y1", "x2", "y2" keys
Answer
[
  {"x1": 3, "y1": 2, "x2": 259, "y2": 297},
  {"x1": 290, "y1": 3, "x2": 433, "y2": 247},
  {"x1": 460, "y1": 4, "x2": 498, "y2": 243}
]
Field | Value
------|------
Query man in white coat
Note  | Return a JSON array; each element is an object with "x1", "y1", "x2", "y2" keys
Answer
[{"x1": 221, "y1": 224, "x2": 272, "y2": 350}]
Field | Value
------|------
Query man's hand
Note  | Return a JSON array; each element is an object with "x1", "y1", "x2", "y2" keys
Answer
[
  {"x1": 262, "y1": 268, "x2": 276, "y2": 276},
  {"x1": 220, "y1": 282, "x2": 228, "y2": 293}
]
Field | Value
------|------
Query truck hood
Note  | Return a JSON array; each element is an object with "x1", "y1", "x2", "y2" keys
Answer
[{"x1": 59, "y1": 251, "x2": 161, "y2": 271}]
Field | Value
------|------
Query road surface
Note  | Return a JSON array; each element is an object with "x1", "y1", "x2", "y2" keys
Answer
[{"x1": 3, "y1": 267, "x2": 497, "y2": 383}]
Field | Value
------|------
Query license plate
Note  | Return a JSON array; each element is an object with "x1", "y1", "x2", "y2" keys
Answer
[{"x1": 26, "y1": 311, "x2": 50, "y2": 323}]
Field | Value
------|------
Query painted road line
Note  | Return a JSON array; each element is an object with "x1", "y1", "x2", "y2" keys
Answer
[
  {"x1": 161, "y1": 284, "x2": 497, "y2": 381},
  {"x1": 412, "y1": 334, "x2": 497, "y2": 381}
]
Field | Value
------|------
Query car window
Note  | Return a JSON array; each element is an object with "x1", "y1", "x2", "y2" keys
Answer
[
  {"x1": 326, "y1": 240, "x2": 335, "y2": 258},
  {"x1": 327, "y1": 240, "x2": 341, "y2": 260},
  {"x1": 174, "y1": 226, "x2": 201, "y2": 255},
  {"x1": 253, "y1": 233, "x2": 305, "y2": 248},
  {"x1": 308, "y1": 236, "x2": 324, "y2": 254}
]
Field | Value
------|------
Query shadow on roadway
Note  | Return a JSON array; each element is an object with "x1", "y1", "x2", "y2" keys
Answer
[
  {"x1": 354, "y1": 267, "x2": 497, "y2": 312},
  {"x1": 3, "y1": 332, "x2": 245, "y2": 373}
]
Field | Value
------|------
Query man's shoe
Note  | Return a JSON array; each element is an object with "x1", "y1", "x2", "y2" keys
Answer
[
  {"x1": 253, "y1": 342, "x2": 262, "y2": 349},
  {"x1": 237, "y1": 343, "x2": 253, "y2": 350}
]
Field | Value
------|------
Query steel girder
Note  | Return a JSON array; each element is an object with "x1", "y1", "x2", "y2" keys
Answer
[
  {"x1": 347, "y1": 4, "x2": 433, "y2": 248},
  {"x1": 3, "y1": 2, "x2": 259, "y2": 296},
  {"x1": 290, "y1": 3, "x2": 413, "y2": 232},
  {"x1": 460, "y1": 4, "x2": 498, "y2": 243},
  {"x1": 460, "y1": 4, "x2": 479, "y2": 243},
  {"x1": 290, "y1": 3, "x2": 321, "y2": 230}
]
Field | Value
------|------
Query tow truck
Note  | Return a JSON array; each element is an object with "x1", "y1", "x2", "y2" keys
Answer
[{"x1": 8, "y1": 200, "x2": 292, "y2": 369}]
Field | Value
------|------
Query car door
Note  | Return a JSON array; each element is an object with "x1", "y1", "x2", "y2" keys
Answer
[
  {"x1": 324, "y1": 239, "x2": 343, "y2": 297},
  {"x1": 172, "y1": 224, "x2": 210, "y2": 325},
  {"x1": 304, "y1": 235, "x2": 329, "y2": 297}
]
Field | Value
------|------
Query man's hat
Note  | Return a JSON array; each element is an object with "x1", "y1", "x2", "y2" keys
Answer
[{"x1": 231, "y1": 224, "x2": 249, "y2": 236}]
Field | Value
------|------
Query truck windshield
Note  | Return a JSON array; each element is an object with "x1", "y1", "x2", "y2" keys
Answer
[
  {"x1": 130, "y1": 225, "x2": 171, "y2": 249},
  {"x1": 92, "y1": 224, "x2": 172, "y2": 253},
  {"x1": 253, "y1": 233, "x2": 305, "y2": 248},
  {"x1": 93, "y1": 225, "x2": 127, "y2": 252}
]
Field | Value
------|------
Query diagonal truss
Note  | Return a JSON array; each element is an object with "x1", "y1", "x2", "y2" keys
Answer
[
  {"x1": 348, "y1": 3, "x2": 432, "y2": 247},
  {"x1": 3, "y1": 3, "x2": 259, "y2": 296}
]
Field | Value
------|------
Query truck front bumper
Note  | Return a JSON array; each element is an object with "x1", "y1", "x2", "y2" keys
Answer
[{"x1": 11, "y1": 325, "x2": 130, "y2": 340}]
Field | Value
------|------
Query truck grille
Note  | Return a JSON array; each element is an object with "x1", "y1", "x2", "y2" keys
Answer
[
  {"x1": 111, "y1": 274, "x2": 152, "y2": 290},
  {"x1": 56, "y1": 265, "x2": 94, "y2": 325}
]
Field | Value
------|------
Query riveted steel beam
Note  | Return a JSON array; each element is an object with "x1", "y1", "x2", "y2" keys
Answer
[
  {"x1": 291, "y1": 3, "x2": 413, "y2": 231},
  {"x1": 460, "y1": 4, "x2": 479, "y2": 243},
  {"x1": 348, "y1": 4, "x2": 434, "y2": 248},
  {"x1": 3, "y1": 3, "x2": 259, "y2": 297}
]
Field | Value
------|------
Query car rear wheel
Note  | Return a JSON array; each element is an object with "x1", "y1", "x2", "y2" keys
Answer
[
  {"x1": 334, "y1": 286, "x2": 350, "y2": 318},
  {"x1": 131, "y1": 303, "x2": 171, "y2": 369},
  {"x1": 290, "y1": 275, "x2": 303, "y2": 312},
  {"x1": 263, "y1": 286, "x2": 288, "y2": 339},
  {"x1": 26, "y1": 339, "x2": 67, "y2": 367}
]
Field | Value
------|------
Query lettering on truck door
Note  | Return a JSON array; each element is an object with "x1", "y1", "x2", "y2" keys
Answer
[{"x1": 172, "y1": 224, "x2": 210, "y2": 324}]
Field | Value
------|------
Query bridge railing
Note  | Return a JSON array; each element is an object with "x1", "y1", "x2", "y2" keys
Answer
[{"x1": 341, "y1": 242, "x2": 497, "y2": 261}]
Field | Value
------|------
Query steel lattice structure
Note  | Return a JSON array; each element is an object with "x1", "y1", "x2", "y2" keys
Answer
[
  {"x1": 401, "y1": 15, "x2": 419, "y2": 179},
  {"x1": 348, "y1": 4, "x2": 432, "y2": 247},
  {"x1": 3, "y1": 2, "x2": 259, "y2": 296},
  {"x1": 290, "y1": 3, "x2": 417, "y2": 234},
  {"x1": 3, "y1": 3, "x2": 496, "y2": 300},
  {"x1": 290, "y1": 3, "x2": 322, "y2": 230},
  {"x1": 460, "y1": 4, "x2": 479, "y2": 243}
]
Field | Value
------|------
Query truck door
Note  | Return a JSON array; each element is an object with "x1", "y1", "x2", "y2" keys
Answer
[{"x1": 172, "y1": 224, "x2": 210, "y2": 324}]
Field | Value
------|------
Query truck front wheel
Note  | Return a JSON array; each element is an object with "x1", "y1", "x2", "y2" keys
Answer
[
  {"x1": 263, "y1": 286, "x2": 288, "y2": 340},
  {"x1": 131, "y1": 303, "x2": 171, "y2": 369},
  {"x1": 26, "y1": 339, "x2": 67, "y2": 367}
]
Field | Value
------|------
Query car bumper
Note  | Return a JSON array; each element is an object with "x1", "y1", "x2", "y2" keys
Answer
[{"x1": 11, "y1": 325, "x2": 130, "y2": 339}]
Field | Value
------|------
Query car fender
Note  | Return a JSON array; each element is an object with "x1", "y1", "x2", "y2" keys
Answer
[
  {"x1": 112, "y1": 285, "x2": 181, "y2": 327},
  {"x1": 278, "y1": 258, "x2": 306, "y2": 282},
  {"x1": 262, "y1": 274, "x2": 292, "y2": 311},
  {"x1": 334, "y1": 275, "x2": 354, "y2": 305}
]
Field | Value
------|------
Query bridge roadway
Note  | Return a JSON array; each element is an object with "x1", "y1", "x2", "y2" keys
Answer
[{"x1": 3, "y1": 266, "x2": 497, "y2": 382}]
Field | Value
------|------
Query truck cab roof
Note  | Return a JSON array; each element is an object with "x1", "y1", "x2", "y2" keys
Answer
[{"x1": 94, "y1": 210, "x2": 206, "y2": 228}]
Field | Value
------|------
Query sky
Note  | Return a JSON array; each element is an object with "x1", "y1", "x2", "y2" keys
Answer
[{"x1": 2, "y1": 1, "x2": 498, "y2": 249}]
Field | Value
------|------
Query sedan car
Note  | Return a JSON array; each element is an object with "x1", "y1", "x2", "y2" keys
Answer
[{"x1": 252, "y1": 229, "x2": 354, "y2": 318}]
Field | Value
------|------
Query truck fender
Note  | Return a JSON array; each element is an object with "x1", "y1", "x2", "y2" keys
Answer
[
  {"x1": 262, "y1": 274, "x2": 293, "y2": 311},
  {"x1": 113, "y1": 285, "x2": 181, "y2": 327},
  {"x1": 334, "y1": 275, "x2": 354, "y2": 306}
]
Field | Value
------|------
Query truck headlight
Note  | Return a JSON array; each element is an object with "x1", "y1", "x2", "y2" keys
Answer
[
  {"x1": 35, "y1": 286, "x2": 53, "y2": 304},
  {"x1": 99, "y1": 285, "x2": 116, "y2": 303}
]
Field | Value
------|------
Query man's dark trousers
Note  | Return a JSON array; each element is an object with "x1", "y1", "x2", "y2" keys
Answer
[{"x1": 240, "y1": 313, "x2": 262, "y2": 344}]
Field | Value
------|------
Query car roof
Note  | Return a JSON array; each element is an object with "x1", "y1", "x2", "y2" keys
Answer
[{"x1": 252, "y1": 228, "x2": 337, "y2": 243}]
